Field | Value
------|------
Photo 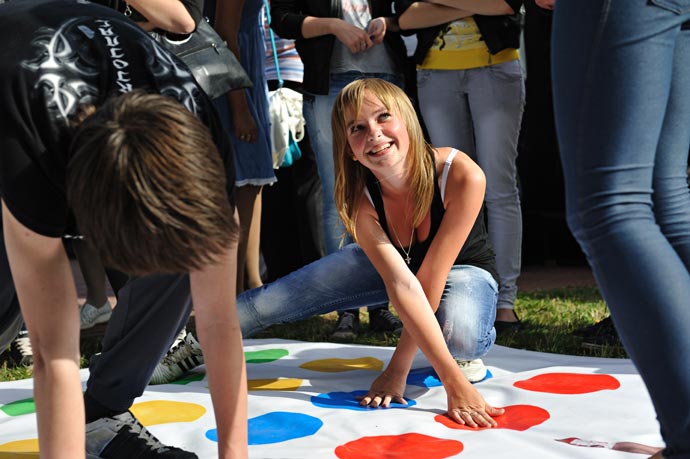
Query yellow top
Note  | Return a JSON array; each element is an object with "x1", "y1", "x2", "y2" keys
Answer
[{"x1": 418, "y1": 17, "x2": 520, "y2": 70}]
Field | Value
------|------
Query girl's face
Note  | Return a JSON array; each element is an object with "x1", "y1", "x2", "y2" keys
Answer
[{"x1": 344, "y1": 90, "x2": 410, "y2": 175}]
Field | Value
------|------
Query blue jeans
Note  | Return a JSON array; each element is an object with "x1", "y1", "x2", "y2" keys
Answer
[
  {"x1": 237, "y1": 244, "x2": 498, "y2": 361},
  {"x1": 303, "y1": 72, "x2": 404, "y2": 255},
  {"x1": 417, "y1": 62, "x2": 524, "y2": 311},
  {"x1": 552, "y1": 1, "x2": 690, "y2": 456}
]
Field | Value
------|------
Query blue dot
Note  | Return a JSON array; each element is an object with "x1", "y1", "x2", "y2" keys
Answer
[
  {"x1": 205, "y1": 412, "x2": 323, "y2": 445},
  {"x1": 311, "y1": 390, "x2": 416, "y2": 411},
  {"x1": 407, "y1": 367, "x2": 493, "y2": 387},
  {"x1": 407, "y1": 367, "x2": 443, "y2": 387}
]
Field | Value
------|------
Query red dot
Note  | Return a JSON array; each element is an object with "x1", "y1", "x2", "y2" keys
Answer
[
  {"x1": 335, "y1": 433, "x2": 464, "y2": 459},
  {"x1": 513, "y1": 373, "x2": 620, "y2": 394},
  {"x1": 435, "y1": 405, "x2": 550, "y2": 431}
]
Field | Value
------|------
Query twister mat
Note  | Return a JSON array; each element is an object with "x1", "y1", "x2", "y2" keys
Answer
[{"x1": 0, "y1": 339, "x2": 664, "y2": 458}]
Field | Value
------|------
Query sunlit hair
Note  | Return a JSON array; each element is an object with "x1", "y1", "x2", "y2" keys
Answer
[
  {"x1": 331, "y1": 78, "x2": 435, "y2": 242},
  {"x1": 67, "y1": 90, "x2": 237, "y2": 275}
]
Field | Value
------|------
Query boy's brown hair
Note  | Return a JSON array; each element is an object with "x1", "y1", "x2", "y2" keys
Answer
[{"x1": 67, "y1": 90, "x2": 237, "y2": 275}]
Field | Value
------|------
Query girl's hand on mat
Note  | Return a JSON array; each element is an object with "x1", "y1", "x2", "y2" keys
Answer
[
  {"x1": 357, "y1": 371, "x2": 407, "y2": 408},
  {"x1": 446, "y1": 384, "x2": 504, "y2": 428}
]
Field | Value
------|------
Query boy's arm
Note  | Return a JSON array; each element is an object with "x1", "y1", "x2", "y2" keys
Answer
[
  {"x1": 2, "y1": 200, "x2": 84, "y2": 457},
  {"x1": 190, "y1": 231, "x2": 248, "y2": 459}
]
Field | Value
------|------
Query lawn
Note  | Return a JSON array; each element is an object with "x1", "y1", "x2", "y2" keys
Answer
[{"x1": 0, "y1": 285, "x2": 623, "y2": 383}]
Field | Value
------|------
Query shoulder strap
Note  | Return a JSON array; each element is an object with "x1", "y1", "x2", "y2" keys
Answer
[{"x1": 440, "y1": 148, "x2": 459, "y2": 204}]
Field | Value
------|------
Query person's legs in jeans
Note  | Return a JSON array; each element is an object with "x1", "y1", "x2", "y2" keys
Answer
[
  {"x1": 435, "y1": 265, "x2": 498, "y2": 361},
  {"x1": 418, "y1": 67, "x2": 524, "y2": 325},
  {"x1": 237, "y1": 244, "x2": 388, "y2": 337},
  {"x1": 552, "y1": 1, "x2": 690, "y2": 456}
]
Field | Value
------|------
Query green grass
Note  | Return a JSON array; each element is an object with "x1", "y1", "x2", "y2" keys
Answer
[{"x1": 0, "y1": 285, "x2": 625, "y2": 383}]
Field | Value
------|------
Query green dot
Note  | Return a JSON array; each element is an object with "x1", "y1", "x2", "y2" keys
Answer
[
  {"x1": 244, "y1": 349, "x2": 288, "y2": 364},
  {"x1": 171, "y1": 372, "x2": 206, "y2": 385},
  {"x1": 1, "y1": 397, "x2": 36, "y2": 416}
]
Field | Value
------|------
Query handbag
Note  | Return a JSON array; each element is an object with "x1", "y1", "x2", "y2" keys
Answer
[
  {"x1": 265, "y1": 0, "x2": 305, "y2": 168},
  {"x1": 155, "y1": 18, "x2": 253, "y2": 99},
  {"x1": 108, "y1": 0, "x2": 253, "y2": 99}
]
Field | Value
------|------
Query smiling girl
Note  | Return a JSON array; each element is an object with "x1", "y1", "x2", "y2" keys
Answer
[{"x1": 330, "y1": 78, "x2": 503, "y2": 426}]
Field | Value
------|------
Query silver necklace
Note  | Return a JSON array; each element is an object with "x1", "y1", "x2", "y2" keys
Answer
[{"x1": 391, "y1": 224, "x2": 415, "y2": 265}]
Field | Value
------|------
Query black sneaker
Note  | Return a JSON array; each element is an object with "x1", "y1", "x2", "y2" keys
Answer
[
  {"x1": 331, "y1": 312, "x2": 359, "y2": 340},
  {"x1": 9, "y1": 330, "x2": 33, "y2": 367},
  {"x1": 574, "y1": 316, "x2": 623, "y2": 350},
  {"x1": 86, "y1": 411, "x2": 198, "y2": 458},
  {"x1": 368, "y1": 308, "x2": 403, "y2": 335}
]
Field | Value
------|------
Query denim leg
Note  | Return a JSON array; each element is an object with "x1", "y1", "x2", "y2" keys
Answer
[
  {"x1": 237, "y1": 244, "x2": 388, "y2": 337},
  {"x1": 435, "y1": 265, "x2": 498, "y2": 361},
  {"x1": 553, "y1": 1, "x2": 690, "y2": 456},
  {"x1": 417, "y1": 67, "x2": 524, "y2": 310},
  {"x1": 466, "y1": 62, "x2": 524, "y2": 310},
  {"x1": 303, "y1": 78, "x2": 352, "y2": 255}
]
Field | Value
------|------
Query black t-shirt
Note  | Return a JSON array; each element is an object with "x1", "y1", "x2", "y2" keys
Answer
[{"x1": 0, "y1": 0, "x2": 234, "y2": 237}]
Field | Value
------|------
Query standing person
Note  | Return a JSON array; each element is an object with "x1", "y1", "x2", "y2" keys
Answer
[
  {"x1": 396, "y1": 0, "x2": 525, "y2": 332},
  {"x1": 260, "y1": 1, "x2": 325, "y2": 281},
  {"x1": 551, "y1": 1, "x2": 690, "y2": 458},
  {"x1": 210, "y1": 0, "x2": 276, "y2": 294},
  {"x1": 234, "y1": 78, "x2": 502, "y2": 423},
  {"x1": 0, "y1": 1, "x2": 247, "y2": 457},
  {"x1": 270, "y1": 0, "x2": 407, "y2": 339}
]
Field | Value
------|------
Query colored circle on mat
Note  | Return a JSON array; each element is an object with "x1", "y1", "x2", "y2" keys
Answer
[
  {"x1": 0, "y1": 397, "x2": 35, "y2": 416},
  {"x1": 407, "y1": 367, "x2": 493, "y2": 387},
  {"x1": 335, "y1": 433, "x2": 463, "y2": 459},
  {"x1": 205, "y1": 412, "x2": 323, "y2": 445},
  {"x1": 312, "y1": 390, "x2": 416, "y2": 411},
  {"x1": 300, "y1": 357, "x2": 383, "y2": 372},
  {"x1": 435, "y1": 404, "x2": 550, "y2": 431},
  {"x1": 245, "y1": 348, "x2": 289, "y2": 364},
  {"x1": 0, "y1": 438, "x2": 39, "y2": 456},
  {"x1": 130, "y1": 400, "x2": 206, "y2": 426},
  {"x1": 514, "y1": 373, "x2": 620, "y2": 394},
  {"x1": 248, "y1": 378, "x2": 303, "y2": 391}
]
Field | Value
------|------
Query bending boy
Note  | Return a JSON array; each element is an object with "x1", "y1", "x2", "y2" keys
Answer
[{"x1": 0, "y1": 1, "x2": 246, "y2": 457}]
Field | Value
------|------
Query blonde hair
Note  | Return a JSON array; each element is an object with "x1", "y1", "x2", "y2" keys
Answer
[{"x1": 331, "y1": 78, "x2": 435, "y2": 242}]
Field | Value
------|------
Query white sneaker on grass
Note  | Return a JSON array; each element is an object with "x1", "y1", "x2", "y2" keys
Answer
[
  {"x1": 455, "y1": 358, "x2": 488, "y2": 383},
  {"x1": 80, "y1": 301, "x2": 112, "y2": 330},
  {"x1": 150, "y1": 329, "x2": 204, "y2": 385}
]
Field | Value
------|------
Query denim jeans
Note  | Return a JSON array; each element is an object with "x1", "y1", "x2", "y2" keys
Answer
[
  {"x1": 303, "y1": 72, "x2": 404, "y2": 255},
  {"x1": 416, "y1": 62, "x2": 524, "y2": 311},
  {"x1": 237, "y1": 243, "x2": 498, "y2": 361},
  {"x1": 552, "y1": 1, "x2": 690, "y2": 456}
]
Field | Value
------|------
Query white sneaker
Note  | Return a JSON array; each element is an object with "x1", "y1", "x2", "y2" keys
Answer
[
  {"x1": 455, "y1": 358, "x2": 488, "y2": 383},
  {"x1": 80, "y1": 301, "x2": 113, "y2": 330},
  {"x1": 150, "y1": 330, "x2": 204, "y2": 385}
]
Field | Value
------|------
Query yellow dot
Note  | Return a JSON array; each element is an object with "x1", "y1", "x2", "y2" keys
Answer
[
  {"x1": 299, "y1": 357, "x2": 383, "y2": 373},
  {"x1": 130, "y1": 400, "x2": 206, "y2": 426},
  {"x1": 0, "y1": 438, "x2": 39, "y2": 457},
  {"x1": 247, "y1": 378, "x2": 303, "y2": 391}
]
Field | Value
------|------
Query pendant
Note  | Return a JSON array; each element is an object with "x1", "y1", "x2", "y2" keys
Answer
[{"x1": 405, "y1": 255, "x2": 411, "y2": 265}]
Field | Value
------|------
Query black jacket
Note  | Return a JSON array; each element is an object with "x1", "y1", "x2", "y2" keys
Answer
[
  {"x1": 394, "y1": 0, "x2": 523, "y2": 65},
  {"x1": 271, "y1": 0, "x2": 407, "y2": 95}
]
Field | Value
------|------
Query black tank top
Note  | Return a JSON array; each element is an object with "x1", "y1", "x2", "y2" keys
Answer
[{"x1": 364, "y1": 152, "x2": 498, "y2": 281}]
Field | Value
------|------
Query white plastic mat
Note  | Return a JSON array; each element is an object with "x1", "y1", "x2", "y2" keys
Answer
[{"x1": 0, "y1": 339, "x2": 663, "y2": 458}]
